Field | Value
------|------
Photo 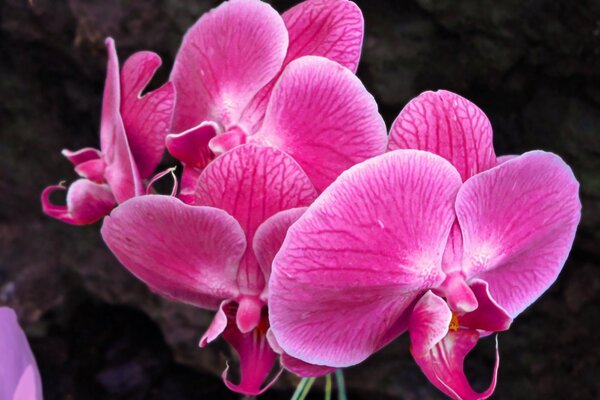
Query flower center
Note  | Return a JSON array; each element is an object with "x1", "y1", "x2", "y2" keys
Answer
[{"x1": 449, "y1": 312, "x2": 460, "y2": 331}]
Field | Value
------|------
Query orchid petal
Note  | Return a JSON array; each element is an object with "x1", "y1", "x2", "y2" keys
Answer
[
  {"x1": 166, "y1": 122, "x2": 218, "y2": 169},
  {"x1": 200, "y1": 300, "x2": 231, "y2": 347},
  {"x1": 101, "y1": 195, "x2": 245, "y2": 309},
  {"x1": 120, "y1": 51, "x2": 175, "y2": 178},
  {"x1": 253, "y1": 56, "x2": 387, "y2": 192},
  {"x1": 269, "y1": 150, "x2": 461, "y2": 366},
  {"x1": 438, "y1": 273, "x2": 478, "y2": 313},
  {"x1": 170, "y1": 0, "x2": 288, "y2": 132},
  {"x1": 195, "y1": 144, "x2": 317, "y2": 296},
  {"x1": 409, "y1": 294, "x2": 498, "y2": 400},
  {"x1": 253, "y1": 207, "x2": 307, "y2": 290},
  {"x1": 496, "y1": 154, "x2": 517, "y2": 165},
  {"x1": 62, "y1": 147, "x2": 102, "y2": 166},
  {"x1": 100, "y1": 38, "x2": 143, "y2": 202},
  {"x1": 73, "y1": 158, "x2": 106, "y2": 182},
  {"x1": 0, "y1": 308, "x2": 43, "y2": 400},
  {"x1": 280, "y1": 354, "x2": 337, "y2": 378},
  {"x1": 457, "y1": 151, "x2": 581, "y2": 317},
  {"x1": 42, "y1": 180, "x2": 115, "y2": 225},
  {"x1": 460, "y1": 279, "x2": 512, "y2": 332},
  {"x1": 238, "y1": 0, "x2": 364, "y2": 132},
  {"x1": 389, "y1": 90, "x2": 496, "y2": 181},
  {"x1": 220, "y1": 304, "x2": 281, "y2": 396}
]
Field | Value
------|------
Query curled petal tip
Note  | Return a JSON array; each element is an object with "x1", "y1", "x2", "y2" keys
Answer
[
  {"x1": 221, "y1": 362, "x2": 283, "y2": 396},
  {"x1": 146, "y1": 166, "x2": 179, "y2": 196}
]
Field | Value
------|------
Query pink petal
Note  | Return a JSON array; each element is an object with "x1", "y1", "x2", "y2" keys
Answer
[
  {"x1": 100, "y1": 195, "x2": 245, "y2": 309},
  {"x1": 238, "y1": 0, "x2": 364, "y2": 131},
  {"x1": 120, "y1": 51, "x2": 175, "y2": 178},
  {"x1": 100, "y1": 38, "x2": 143, "y2": 202},
  {"x1": 0, "y1": 308, "x2": 43, "y2": 400},
  {"x1": 437, "y1": 273, "x2": 478, "y2": 313},
  {"x1": 269, "y1": 150, "x2": 462, "y2": 366},
  {"x1": 199, "y1": 300, "x2": 231, "y2": 347},
  {"x1": 388, "y1": 90, "x2": 496, "y2": 181},
  {"x1": 170, "y1": 0, "x2": 288, "y2": 132},
  {"x1": 253, "y1": 207, "x2": 307, "y2": 292},
  {"x1": 236, "y1": 296, "x2": 263, "y2": 334},
  {"x1": 409, "y1": 293, "x2": 499, "y2": 400},
  {"x1": 194, "y1": 144, "x2": 317, "y2": 296},
  {"x1": 280, "y1": 353, "x2": 337, "y2": 378},
  {"x1": 460, "y1": 279, "x2": 512, "y2": 332},
  {"x1": 42, "y1": 179, "x2": 115, "y2": 225},
  {"x1": 220, "y1": 304, "x2": 281, "y2": 396},
  {"x1": 496, "y1": 154, "x2": 517, "y2": 165},
  {"x1": 62, "y1": 147, "x2": 102, "y2": 166},
  {"x1": 252, "y1": 56, "x2": 387, "y2": 192},
  {"x1": 456, "y1": 151, "x2": 581, "y2": 317}
]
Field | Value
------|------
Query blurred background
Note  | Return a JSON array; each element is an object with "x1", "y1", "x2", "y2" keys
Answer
[{"x1": 1, "y1": 0, "x2": 599, "y2": 399}]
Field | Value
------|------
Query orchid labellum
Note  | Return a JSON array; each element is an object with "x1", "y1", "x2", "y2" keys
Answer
[
  {"x1": 0, "y1": 307, "x2": 43, "y2": 400},
  {"x1": 269, "y1": 91, "x2": 581, "y2": 399},
  {"x1": 42, "y1": 38, "x2": 175, "y2": 225},
  {"x1": 166, "y1": 0, "x2": 386, "y2": 201}
]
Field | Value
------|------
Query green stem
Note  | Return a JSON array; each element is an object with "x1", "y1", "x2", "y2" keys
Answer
[
  {"x1": 324, "y1": 374, "x2": 332, "y2": 400},
  {"x1": 335, "y1": 370, "x2": 347, "y2": 400},
  {"x1": 291, "y1": 377, "x2": 316, "y2": 400}
]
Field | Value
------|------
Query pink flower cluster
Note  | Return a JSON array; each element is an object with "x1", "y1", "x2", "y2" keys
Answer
[{"x1": 35, "y1": 0, "x2": 580, "y2": 398}]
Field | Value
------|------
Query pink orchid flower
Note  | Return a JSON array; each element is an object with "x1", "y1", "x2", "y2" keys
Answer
[
  {"x1": 0, "y1": 307, "x2": 43, "y2": 400},
  {"x1": 42, "y1": 38, "x2": 175, "y2": 225},
  {"x1": 166, "y1": 0, "x2": 386, "y2": 201},
  {"x1": 269, "y1": 91, "x2": 581, "y2": 399},
  {"x1": 101, "y1": 144, "x2": 335, "y2": 395}
]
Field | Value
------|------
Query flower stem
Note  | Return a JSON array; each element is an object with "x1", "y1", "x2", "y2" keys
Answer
[
  {"x1": 291, "y1": 377, "x2": 316, "y2": 400},
  {"x1": 335, "y1": 370, "x2": 347, "y2": 400},
  {"x1": 324, "y1": 374, "x2": 332, "y2": 400}
]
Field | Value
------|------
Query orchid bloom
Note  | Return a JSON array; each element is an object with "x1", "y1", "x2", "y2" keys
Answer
[
  {"x1": 0, "y1": 307, "x2": 43, "y2": 400},
  {"x1": 42, "y1": 38, "x2": 175, "y2": 225},
  {"x1": 166, "y1": 0, "x2": 386, "y2": 201},
  {"x1": 269, "y1": 91, "x2": 581, "y2": 399},
  {"x1": 101, "y1": 144, "x2": 338, "y2": 395}
]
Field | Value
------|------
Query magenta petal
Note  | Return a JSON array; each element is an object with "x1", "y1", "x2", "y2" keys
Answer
[
  {"x1": 170, "y1": 0, "x2": 288, "y2": 132},
  {"x1": 101, "y1": 195, "x2": 245, "y2": 309},
  {"x1": 120, "y1": 51, "x2": 175, "y2": 178},
  {"x1": 438, "y1": 273, "x2": 478, "y2": 313},
  {"x1": 100, "y1": 38, "x2": 143, "y2": 202},
  {"x1": 221, "y1": 307, "x2": 281, "y2": 396},
  {"x1": 409, "y1": 291, "x2": 452, "y2": 356},
  {"x1": 0, "y1": 308, "x2": 43, "y2": 400},
  {"x1": 253, "y1": 207, "x2": 307, "y2": 291},
  {"x1": 166, "y1": 122, "x2": 218, "y2": 169},
  {"x1": 73, "y1": 158, "x2": 106, "y2": 182},
  {"x1": 457, "y1": 151, "x2": 581, "y2": 317},
  {"x1": 269, "y1": 150, "x2": 461, "y2": 367},
  {"x1": 253, "y1": 56, "x2": 387, "y2": 192},
  {"x1": 236, "y1": 296, "x2": 263, "y2": 334},
  {"x1": 195, "y1": 144, "x2": 317, "y2": 295},
  {"x1": 62, "y1": 147, "x2": 102, "y2": 166},
  {"x1": 460, "y1": 279, "x2": 512, "y2": 332},
  {"x1": 389, "y1": 90, "x2": 496, "y2": 181},
  {"x1": 283, "y1": 0, "x2": 363, "y2": 72},
  {"x1": 281, "y1": 353, "x2": 337, "y2": 378},
  {"x1": 496, "y1": 154, "x2": 517, "y2": 165},
  {"x1": 42, "y1": 180, "x2": 115, "y2": 225}
]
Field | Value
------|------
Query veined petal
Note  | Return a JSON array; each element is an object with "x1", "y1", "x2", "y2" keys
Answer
[
  {"x1": 238, "y1": 0, "x2": 364, "y2": 131},
  {"x1": 170, "y1": 0, "x2": 288, "y2": 132},
  {"x1": 457, "y1": 151, "x2": 581, "y2": 317},
  {"x1": 460, "y1": 280, "x2": 512, "y2": 333},
  {"x1": 195, "y1": 144, "x2": 317, "y2": 296},
  {"x1": 100, "y1": 38, "x2": 143, "y2": 202},
  {"x1": 0, "y1": 308, "x2": 43, "y2": 400},
  {"x1": 280, "y1": 354, "x2": 337, "y2": 378},
  {"x1": 253, "y1": 207, "x2": 307, "y2": 291},
  {"x1": 269, "y1": 150, "x2": 461, "y2": 367},
  {"x1": 253, "y1": 56, "x2": 387, "y2": 192},
  {"x1": 389, "y1": 90, "x2": 496, "y2": 181},
  {"x1": 120, "y1": 51, "x2": 175, "y2": 178},
  {"x1": 409, "y1": 291, "x2": 452, "y2": 356},
  {"x1": 101, "y1": 195, "x2": 245, "y2": 310},
  {"x1": 41, "y1": 179, "x2": 115, "y2": 225}
]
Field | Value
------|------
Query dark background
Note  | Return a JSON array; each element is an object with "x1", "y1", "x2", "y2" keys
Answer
[{"x1": 1, "y1": 0, "x2": 599, "y2": 399}]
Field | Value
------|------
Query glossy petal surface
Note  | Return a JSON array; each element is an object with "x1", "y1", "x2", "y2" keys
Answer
[
  {"x1": 100, "y1": 38, "x2": 143, "y2": 202},
  {"x1": 195, "y1": 144, "x2": 317, "y2": 295},
  {"x1": 101, "y1": 195, "x2": 246, "y2": 309},
  {"x1": 120, "y1": 51, "x2": 175, "y2": 178},
  {"x1": 0, "y1": 308, "x2": 43, "y2": 400},
  {"x1": 269, "y1": 150, "x2": 462, "y2": 366},
  {"x1": 457, "y1": 151, "x2": 581, "y2": 317},
  {"x1": 253, "y1": 56, "x2": 386, "y2": 192},
  {"x1": 389, "y1": 90, "x2": 496, "y2": 181},
  {"x1": 170, "y1": 0, "x2": 288, "y2": 132}
]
